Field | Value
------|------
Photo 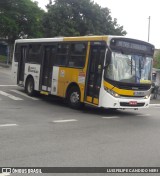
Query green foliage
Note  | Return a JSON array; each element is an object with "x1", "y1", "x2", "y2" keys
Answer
[
  {"x1": 43, "y1": 0, "x2": 127, "y2": 37},
  {"x1": 0, "y1": 0, "x2": 45, "y2": 44},
  {"x1": 0, "y1": 0, "x2": 127, "y2": 44},
  {"x1": 0, "y1": 55, "x2": 7, "y2": 63},
  {"x1": 154, "y1": 50, "x2": 160, "y2": 69}
]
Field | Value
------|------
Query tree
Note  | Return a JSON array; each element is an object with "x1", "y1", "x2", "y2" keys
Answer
[
  {"x1": 43, "y1": 0, "x2": 127, "y2": 37},
  {"x1": 0, "y1": 0, "x2": 44, "y2": 44},
  {"x1": 154, "y1": 50, "x2": 160, "y2": 69}
]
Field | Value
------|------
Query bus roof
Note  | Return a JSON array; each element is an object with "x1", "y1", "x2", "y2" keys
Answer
[
  {"x1": 15, "y1": 35, "x2": 113, "y2": 43},
  {"x1": 15, "y1": 35, "x2": 154, "y2": 47}
]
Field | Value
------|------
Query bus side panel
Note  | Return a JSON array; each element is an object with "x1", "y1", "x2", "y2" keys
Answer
[
  {"x1": 11, "y1": 44, "x2": 18, "y2": 84},
  {"x1": 51, "y1": 66, "x2": 86, "y2": 101},
  {"x1": 51, "y1": 66, "x2": 59, "y2": 95},
  {"x1": 24, "y1": 63, "x2": 41, "y2": 91},
  {"x1": 68, "y1": 68, "x2": 86, "y2": 102},
  {"x1": 60, "y1": 67, "x2": 86, "y2": 101},
  {"x1": 11, "y1": 61, "x2": 18, "y2": 84}
]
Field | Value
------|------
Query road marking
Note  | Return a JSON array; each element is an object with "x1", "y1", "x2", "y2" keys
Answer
[
  {"x1": 102, "y1": 116, "x2": 119, "y2": 119},
  {"x1": 0, "y1": 85, "x2": 17, "y2": 87},
  {"x1": 136, "y1": 114, "x2": 151, "y2": 117},
  {"x1": 0, "y1": 124, "x2": 18, "y2": 127},
  {"x1": 0, "y1": 173, "x2": 11, "y2": 176},
  {"x1": 150, "y1": 104, "x2": 160, "y2": 107},
  {"x1": 10, "y1": 90, "x2": 40, "y2": 100},
  {"x1": 0, "y1": 90, "x2": 23, "y2": 100},
  {"x1": 53, "y1": 119, "x2": 78, "y2": 123}
]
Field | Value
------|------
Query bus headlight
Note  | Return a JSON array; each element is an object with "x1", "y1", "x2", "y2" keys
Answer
[
  {"x1": 144, "y1": 91, "x2": 151, "y2": 99},
  {"x1": 144, "y1": 95, "x2": 150, "y2": 99},
  {"x1": 104, "y1": 87, "x2": 120, "y2": 98}
]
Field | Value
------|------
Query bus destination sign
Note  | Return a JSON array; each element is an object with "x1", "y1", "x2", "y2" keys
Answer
[
  {"x1": 116, "y1": 41, "x2": 148, "y2": 52},
  {"x1": 110, "y1": 38, "x2": 154, "y2": 55}
]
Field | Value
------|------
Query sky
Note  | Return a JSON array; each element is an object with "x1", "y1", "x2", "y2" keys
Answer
[{"x1": 34, "y1": 0, "x2": 160, "y2": 49}]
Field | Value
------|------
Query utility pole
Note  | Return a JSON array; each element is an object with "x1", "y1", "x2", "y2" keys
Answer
[{"x1": 148, "y1": 16, "x2": 150, "y2": 42}]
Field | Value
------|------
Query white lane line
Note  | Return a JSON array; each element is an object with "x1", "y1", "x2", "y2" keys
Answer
[
  {"x1": 136, "y1": 114, "x2": 151, "y2": 117},
  {"x1": 0, "y1": 173, "x2": 11, "y2": 176},
  {"x1": 10, "y1": 90, "x2": 40, "y2": 100},
  {"x1": 0, "y1": 85, "x2": 17, "y2": 87},
  {"x1": 102, "y1": 116, "x2": 119, "y2": 119},
  {"x1": 53, "y1": 119, "x2": 78, "y2": 123},
  {"x1": 149, "y1": 104, "x2": 160, "y2": 107},
  {"x1": 0, "y1": 90, "x2": 23, "y2": 100},
  {"x1": 0, "y1": 124, "x2": 18, "y2": 127}
]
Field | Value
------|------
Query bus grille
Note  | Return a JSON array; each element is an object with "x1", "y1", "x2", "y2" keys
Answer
[
  {"x1": 120, "y1": 102, "x2": 145, "y2": 107},
  {"x1": 118, "y1": 85, "x2": 150, "y2": 90}
]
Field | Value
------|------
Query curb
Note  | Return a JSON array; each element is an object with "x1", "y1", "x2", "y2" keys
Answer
[{"x1": 0, "y1": 63, "x2": 11, "y2": 68}]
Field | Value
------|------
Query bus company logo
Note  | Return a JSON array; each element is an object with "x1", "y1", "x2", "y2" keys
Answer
[
  {"x1": 28, "y1": 66, "x2": 38, "y2": 73},
  {"x1": 132, "y1": 87, "x2": 139, "y2": 90},
  {"x1": 60, "y1": 70, "x2": 65, "y2": 77},
  {"x1": 28, "y1": 66, "x2": 30, "y2": 72},
  {"x1": 2, "y1": 168, "x2": 11, "y2": 174}
]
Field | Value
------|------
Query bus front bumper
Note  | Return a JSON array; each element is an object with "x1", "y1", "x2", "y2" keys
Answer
[{"x1": 100, "y1": 94, "x2": 150, "y2": 109}]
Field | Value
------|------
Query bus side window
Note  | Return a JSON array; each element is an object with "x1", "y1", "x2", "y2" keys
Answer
[
  {"x1": 54, "y1": 43, "x2": 69, "y2": 66},
  {"x1": 27, "y1": 44, "x2": 41, "y2": 64},
  {"x1": 68, "y1": 43, "x2": 86, "y2": 68}
]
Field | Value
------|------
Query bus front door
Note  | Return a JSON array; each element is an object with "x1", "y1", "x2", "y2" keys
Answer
[{"x1": 85, "y1": 44, "x2": 105, "y2": 105}]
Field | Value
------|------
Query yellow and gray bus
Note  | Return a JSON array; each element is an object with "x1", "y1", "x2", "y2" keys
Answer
[{"x1": 12, "y1": 35, "x2": 154, "y2": 109}]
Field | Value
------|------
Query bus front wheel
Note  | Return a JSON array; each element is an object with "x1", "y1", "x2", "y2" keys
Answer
[
  {"x1": 25, "y1": 77, "x2": 35, "y2": 96},
  {"x1": 67, "y1": 86, "x2": 83, "y2": 109}
]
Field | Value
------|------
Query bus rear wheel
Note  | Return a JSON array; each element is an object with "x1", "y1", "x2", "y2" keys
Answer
[
  {"x1": 25, "y1": 77, "x2": 35, "y2": 96},
  {"x1": 67, "y1": 86, "x2": 83, "y2": 109}
]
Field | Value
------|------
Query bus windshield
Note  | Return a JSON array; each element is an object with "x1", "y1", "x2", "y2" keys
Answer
[{"x1": 104, "y1": 51, "x2": 152, "y2": 84}]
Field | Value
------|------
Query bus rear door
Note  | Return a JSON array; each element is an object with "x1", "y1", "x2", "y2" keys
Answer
[
  {"x1": 41, "y1": 45, "x2": 54, "y2": 92},
  {"x1": 17, "y1": 45, "x2": 27, "y2": 85}
]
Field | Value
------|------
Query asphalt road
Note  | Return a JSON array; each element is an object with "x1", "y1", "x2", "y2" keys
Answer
[{"x1": 0, "y1": 67, "x2": 160, "y2": 176}]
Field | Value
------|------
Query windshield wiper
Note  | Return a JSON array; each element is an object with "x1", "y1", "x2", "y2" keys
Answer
[
  {"x1": 139, "y1": 59, "x2": 141, "y2": 78},
  {"x1": 131, "y1": 57, "x2": 132, "y2": 75}
]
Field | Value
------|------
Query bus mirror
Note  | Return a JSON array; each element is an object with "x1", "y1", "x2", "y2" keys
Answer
[{"x1": 103, "y1": 65, "x2": 108, "y2": 69}]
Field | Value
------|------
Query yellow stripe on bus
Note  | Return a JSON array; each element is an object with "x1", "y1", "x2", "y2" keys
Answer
[
  {"x1": 40, "y1": 91, "x2": 49, "y2": 95},
  {"x1": 93, "y1": 98, "x2": 99, "y2": 105},
  {"x1": 64, "y1": 36, "x2": 108, "y2": 42},
  {"x1": 86, "y1": 96, "x2": 92, "y2": 102},
  {"x1": 103, "y1": 81, "x2": 134, "y2": 96}
]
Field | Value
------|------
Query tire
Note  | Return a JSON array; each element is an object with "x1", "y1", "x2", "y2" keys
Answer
[
  {"x1": 67, "y1": 86, "x2": 83, "y2": 109},
  {"x1": 25, "y1": 77, "x2": 35, "y2": 96}
]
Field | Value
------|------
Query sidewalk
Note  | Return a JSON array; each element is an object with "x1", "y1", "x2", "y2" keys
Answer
[{"x1": 150, "y1": 97, "x2": 160, "y2": 104}]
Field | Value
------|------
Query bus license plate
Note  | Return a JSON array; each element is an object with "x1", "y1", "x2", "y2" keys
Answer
[
  {"x1": 129, "y1": 101, "x2": 137, "y2": 105},
  {"x1": 134, "y1": 91, "x2": 145, "y2": 96}
]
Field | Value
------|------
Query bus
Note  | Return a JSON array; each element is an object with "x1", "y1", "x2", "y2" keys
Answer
[{"x1": 11, "y1": 35, "x2": 154, "y2": 109}]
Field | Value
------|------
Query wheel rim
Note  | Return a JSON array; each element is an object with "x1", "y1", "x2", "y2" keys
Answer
[
  {"x1": 27, "y1": 81, "x2": 33, "y2": 94},
  {"x1": 70, "y1": 92, "x2": 79, "y2": 104}
]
